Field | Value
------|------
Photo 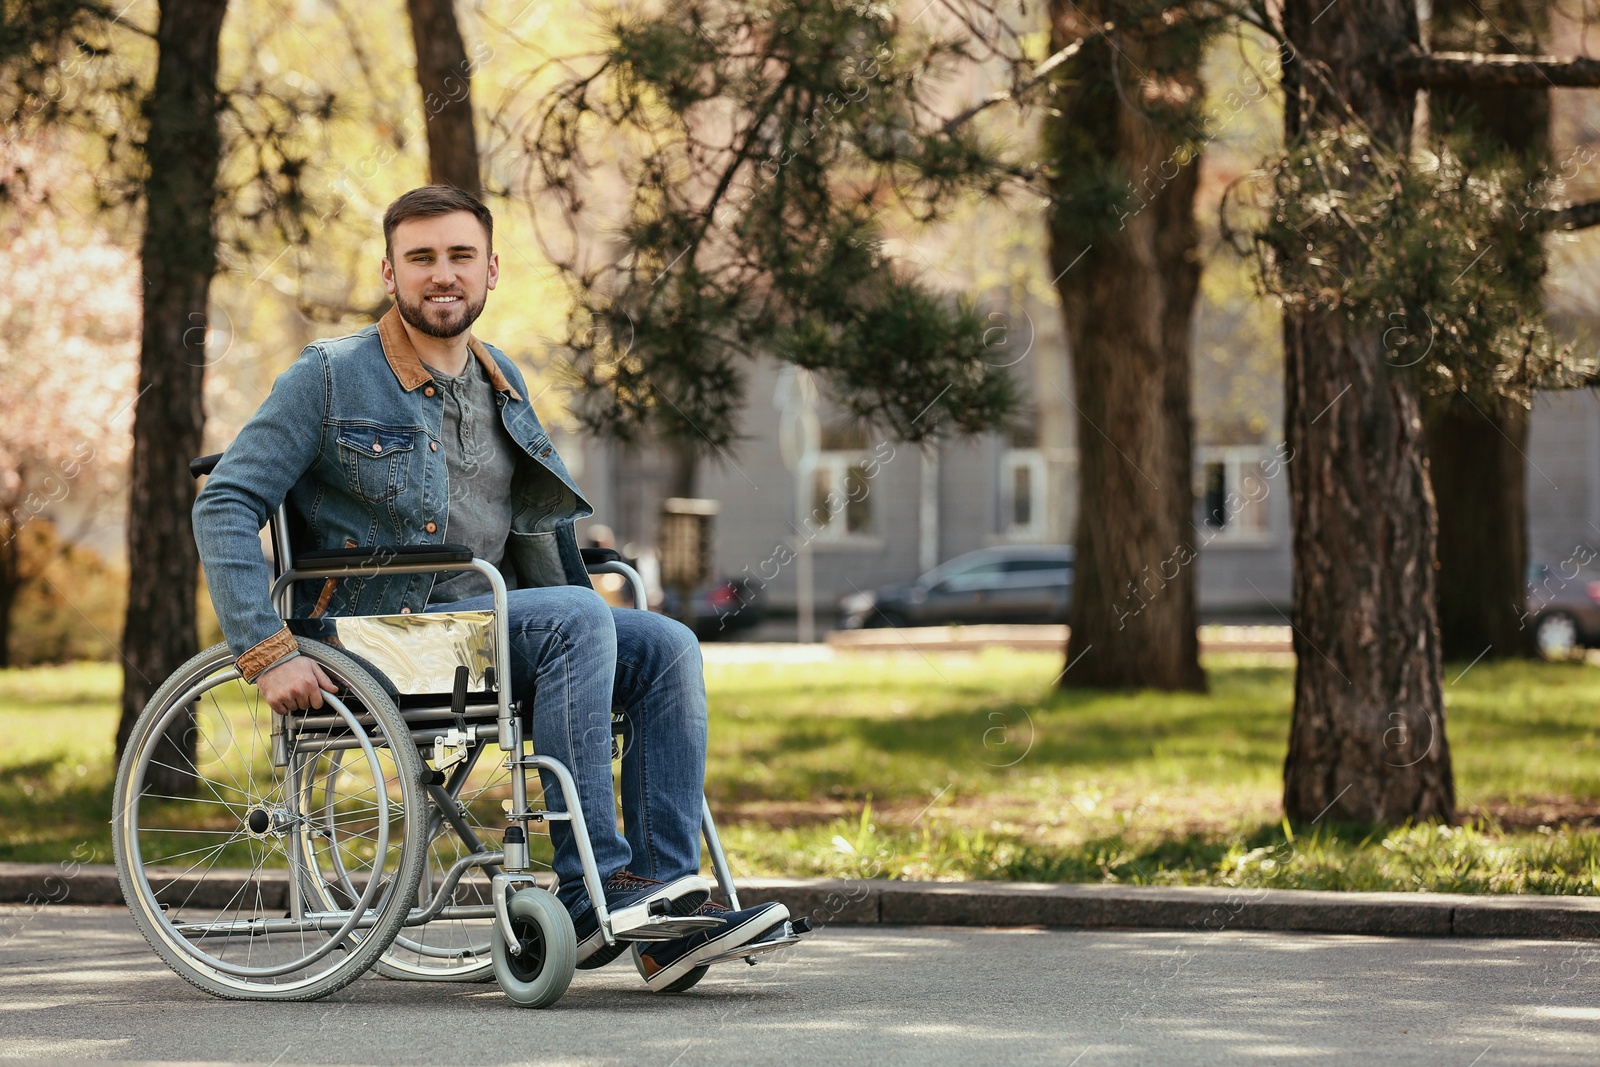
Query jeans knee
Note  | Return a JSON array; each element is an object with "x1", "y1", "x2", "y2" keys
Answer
[
  {"x1": 555, "y1": 587, "x2": 617, "y2": 645},
  {"x1": 659, "y1": 616, "x2": 701, "y2": 669}
]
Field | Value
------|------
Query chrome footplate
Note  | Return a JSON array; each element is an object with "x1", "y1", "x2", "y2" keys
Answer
[
  {"x1": 697, "y1": 918, "x2": 811, "y2": 966},
  {"x1": 611, "y1": 913, "x2": 727, "y2": 942}
]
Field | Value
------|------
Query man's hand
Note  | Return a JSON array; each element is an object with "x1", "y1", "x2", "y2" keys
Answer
[{"x1": 256, "y1": 656, "x2": 337, "y2": 715}]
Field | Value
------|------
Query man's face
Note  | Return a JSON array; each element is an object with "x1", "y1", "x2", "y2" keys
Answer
[{"x1": 382, "y1": 211, "x2": 499, "y2": 339}]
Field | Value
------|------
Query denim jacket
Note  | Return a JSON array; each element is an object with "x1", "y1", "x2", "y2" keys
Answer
[{"x1": 194, "y1": 307, "x2": 594, "y2": 680}]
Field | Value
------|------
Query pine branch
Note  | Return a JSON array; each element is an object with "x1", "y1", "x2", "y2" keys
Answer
[
  {"x1": 1395, "y1": 49, "x2": 1600, "y2": 89},
  {"x1": 940, "y1": 31, "x2": 1099, "y2": 134},
  {"x1": 1538, "y1": 199, "x2": 1600, "y2": 231}
]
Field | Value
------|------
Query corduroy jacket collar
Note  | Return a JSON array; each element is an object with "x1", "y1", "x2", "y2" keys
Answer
[{"x1": 375, "y1": 305, "x2": 523, "y2": 400}]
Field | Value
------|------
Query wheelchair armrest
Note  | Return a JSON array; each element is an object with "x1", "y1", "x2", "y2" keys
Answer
[
  {"x1": 580, "y1": 547, "x2": 623, "y2": 566},
  {"x1": 190, "y1": 453, "x2": 223, "y2": 479},
  {"x1": 295, "y1": 544, "x2": 475, "y2": 570}
]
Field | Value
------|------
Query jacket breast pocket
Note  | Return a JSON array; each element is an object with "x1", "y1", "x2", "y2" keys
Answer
[{"x1": 336, "y1": 427, "x2": 415, "y2": 503}]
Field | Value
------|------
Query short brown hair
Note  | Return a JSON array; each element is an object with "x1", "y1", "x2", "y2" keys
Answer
[{"x1": 382, "y1": 186, "x2": 494, "y2": 260}]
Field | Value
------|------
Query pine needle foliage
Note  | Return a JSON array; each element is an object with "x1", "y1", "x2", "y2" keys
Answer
[
  {"x1": 0, "y1": 0, "x2": 343, "y2": 262},
  {"x1": 521, "y1": 0, "x2": 1024, "y2": 452},
  {"x1": 1230, "y1": 126, "x2": 1589, "y2": 403}
]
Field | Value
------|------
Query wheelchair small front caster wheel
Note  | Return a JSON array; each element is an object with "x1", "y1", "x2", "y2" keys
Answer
[{"x1": 492, "y1": 888, "x2": 577, "y2": 1007}]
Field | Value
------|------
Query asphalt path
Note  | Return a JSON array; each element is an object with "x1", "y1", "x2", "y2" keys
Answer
[{"x1": 2, "y1": 905, "x2": 1598, "y2": 1066}]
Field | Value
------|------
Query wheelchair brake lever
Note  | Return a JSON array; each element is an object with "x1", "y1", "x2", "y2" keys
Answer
[{"x1": 450, "y1": 665, "x2": 469, "y2": 733}]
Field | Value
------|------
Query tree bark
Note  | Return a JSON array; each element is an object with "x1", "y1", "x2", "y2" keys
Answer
[
  {"x1": 1425, "y1": 394, "x2": 1533, "y2": 659},
  {"x1": 405, "y1": 0, "x2": 481, "y2": 197},
  {"x1": 1422, "y1": 0, "x2": 1546, "y2": 663},
  {"x1": 666, "y1": 438, "x2": 698, "y2": 499},
  {"x1": 1046, "y1": 0, "x2": 1206, "y2": 692},
  {"x1": 1280, "y1": 0, "x2": 1454, "y2": 824},
  {"x1": 115, "y1": 0, "x2": 228, "y2": 793}
]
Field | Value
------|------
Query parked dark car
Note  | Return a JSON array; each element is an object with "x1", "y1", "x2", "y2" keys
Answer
[
  {"x1": 1525, "y1": 562, "x2": 1600, "y2": 658},
  {"x1": 838, "y1": 545, "x2": 1074, "y2": 629},
  {"x1": 662, "y1": 577, "x2": 766, "y2": 639}
]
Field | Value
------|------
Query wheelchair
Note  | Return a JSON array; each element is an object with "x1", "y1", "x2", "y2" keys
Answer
[{"x1": 110, "y1": 453, "x2": 810, "y2": 1004}]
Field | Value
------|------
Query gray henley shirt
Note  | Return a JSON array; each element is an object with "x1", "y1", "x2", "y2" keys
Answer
[{"x1": 426, "y1": 353, "x2": 519, "y2": 605}]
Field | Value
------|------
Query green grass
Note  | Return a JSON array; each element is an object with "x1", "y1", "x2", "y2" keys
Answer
[
  {"x1": 0, "y1": 662, "x2": 122, "y2": 865},
  {"x1": 6, "y1": 652, "x2": 1600, "y2": 893}
]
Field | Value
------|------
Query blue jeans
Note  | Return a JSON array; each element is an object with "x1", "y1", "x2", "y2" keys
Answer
[{"x1": 429, "y1": 586, "x2": 707, "y2": 912}]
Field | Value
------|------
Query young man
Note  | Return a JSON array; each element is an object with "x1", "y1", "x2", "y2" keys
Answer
[{"x1": 193, "y1": 186, "x2": 788, "y2": 990}]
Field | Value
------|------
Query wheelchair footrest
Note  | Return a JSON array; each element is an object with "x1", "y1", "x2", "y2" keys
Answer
[
  {"x1": 696, "y1": 919, "x2": 810, "y2": 966},
  {"x1": 610, "y1": 911, "x2": 727, "y2": 942}
]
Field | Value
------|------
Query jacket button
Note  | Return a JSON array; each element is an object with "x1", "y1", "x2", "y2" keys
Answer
[
  {"x1": 424, "y1": 386, "x2": 436, "y2": 397},
  {"x1": 400, "y1": 607, "x2": 412, "y2": 614},
  {"x1": 430, "y1": 441, "x2": 438, "y2": 452},
  {"x1": 425, "y1": 522, "x2": 437, "y2": 533},
  {"x1": 372, "y1": 442, "x2": 382, "y2": 452}
]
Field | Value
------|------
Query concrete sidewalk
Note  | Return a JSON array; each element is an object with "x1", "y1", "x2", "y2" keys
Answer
[
  {"x1": 10, "y1": 907, "x2": 1600, "y2": 1066},
  {"x1": 6, "y1": 861, "x2": 1597, "y2": 941}
]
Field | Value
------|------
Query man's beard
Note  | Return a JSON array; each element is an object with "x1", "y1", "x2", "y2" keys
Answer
[{"x1": 395, "y1": 288, "x2": 487, "y2": 339}]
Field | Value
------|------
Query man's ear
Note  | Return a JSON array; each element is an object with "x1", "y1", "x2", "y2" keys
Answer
[
  {"x1": 487, "y1": 251, "x2": 499, "y2": 291},
  {"x1": 381, "y1": 256, "x2": 396, "y2": 295}
]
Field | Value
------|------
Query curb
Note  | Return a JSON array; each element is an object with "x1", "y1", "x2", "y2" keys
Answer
[
  {"x1": 5, "y1": 863, "x2": 1598, "y2": 941},
  {"x1": 730, "y1": 878, "x2": 1600, "y2": 941}
]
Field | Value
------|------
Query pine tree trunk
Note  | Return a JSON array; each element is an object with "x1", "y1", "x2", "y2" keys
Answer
[
  {"x1": 667, "y1": 438, "x2": 698, "y2": 499},
  {"x1": 1422, "y1": 0, "x2": 1547, "y2": 662},
  {"x1": 405, "y1": 0, "x2": 481, "y2": 197},
  {"x1": 1280, "y1": 0, "x2": 1454, "y2": 824},
  {"x1": 1046, "y1": 0, "x2": 1206, "y2": 692},
  {"x1": 115, "y1": 0, "x2": 228, "y2": 794},
  {"x1": 1424, "y1": 394, "x2": 1533, "y2": 660}
]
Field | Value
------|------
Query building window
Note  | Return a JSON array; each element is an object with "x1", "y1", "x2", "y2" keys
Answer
[
  {"x1": 811, "y1": 453, "x2": 874, "y2": 540},
  {"x1": 1195, "y1": 446, "x2": 1273, "y2": 543},
  {"x1": 1001, "y1": 449, "x2": 1047, "y2": 539}
]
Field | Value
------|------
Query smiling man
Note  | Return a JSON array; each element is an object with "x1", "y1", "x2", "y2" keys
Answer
[{"x1": 192, "y1": 186, "x2": 790, "y2": 991}]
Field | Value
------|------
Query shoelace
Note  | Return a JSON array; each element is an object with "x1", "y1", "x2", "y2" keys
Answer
[{"x1": 606, "y1": 870, "x2": 664, "y2": 894}]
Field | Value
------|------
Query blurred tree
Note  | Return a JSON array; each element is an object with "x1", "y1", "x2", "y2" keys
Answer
[
  {"x1": 0, "y1": 146, "x2": 139, "y2": 667},
  {"x1": 516, "y1": 0, "x2": 1024, "y2": 487},
  {"x1": 1043, "y1": 0, "x2": 1218, "y2": 692},
  {"x1": 405, "y1": 0, "x2": 482, "y2": 196},
  {"x1": 1232, "y1": 0, "x2": 1600, "y2": 823},
  {"x1": 114, "y1": 0, "x2": 230, "y2": 789},
  {"x1": 7, "y1": 520, "x2": 127, "y2": 666},
  {"x1": 3, "y1": 0, "x2": 338, "y2": 789},
  {"x1": 1422, "y1": 0, "x2": 1546, "y2": 663},
  {"x1": 1248, "y1": 0, "x2": 1459, "y2": 824}
]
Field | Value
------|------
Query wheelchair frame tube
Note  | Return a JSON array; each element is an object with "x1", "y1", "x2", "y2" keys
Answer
[
  {"x1": 701, "y1": 797, "x2": 742, "y2": 911},
  {"x1": 271, "y1": 557, "x2": 513, "y2": 731},
  {"x1": 587, "y1": 560, "x2": 649, "y2": 610},
  {"x1": 523, "y1": 752, "x2": 615, "y2": 944}
]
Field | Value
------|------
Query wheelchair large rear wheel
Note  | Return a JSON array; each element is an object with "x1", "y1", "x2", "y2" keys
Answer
[
  {"x1": 113, "y1": 639, "x2": 427, "y2": 1001},
  {"x1": 301, "y1": 714, "x2": 558, "y2": 983},
  {"x1": 316, "y1": 740, "x2": 517, "y2": 983}
]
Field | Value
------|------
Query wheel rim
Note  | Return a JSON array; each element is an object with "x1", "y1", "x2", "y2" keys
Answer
[
  {"x1": 117, "y1": 652, "x2": 412, "y2": 994},
  {"x1": 308, "y1": 745, "x2": 500, "y2": 977},
  {"x1": 506, "y1": 916, "x2": 548, "y2": 982}
]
